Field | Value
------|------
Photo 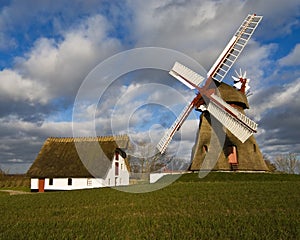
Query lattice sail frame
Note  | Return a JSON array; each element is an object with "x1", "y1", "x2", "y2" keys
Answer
[{"x1": 208, "y1": 14, "x2": 262, "y2": 82}]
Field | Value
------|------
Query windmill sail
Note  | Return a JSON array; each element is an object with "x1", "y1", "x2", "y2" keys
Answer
[
  {"x1": 157, "y1": 102, "x2": 194, "y2": 154},
  {"x1": 207, "y1": 14, "x2": 262, "y2": 82},
  {"x1": 157, "y1": 63, "x2": 205, "y2": 153},
  {"x1": 207, "y1": 94, "x2": 257, "y2": 143},
  {"x1": 169, "y1": 62, "x2": 205, "y2": 89}
]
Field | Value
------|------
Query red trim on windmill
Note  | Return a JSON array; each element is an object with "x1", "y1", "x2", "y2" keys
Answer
[{"x1": 232, "y1": 69, "x2": 251, "y2": 95}]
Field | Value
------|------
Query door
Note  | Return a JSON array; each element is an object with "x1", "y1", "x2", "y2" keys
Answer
[
  {"x1": 38, "y1": 178, "x2": 45, "y2": 192},
  {"x1": 228, "y1": 146, "x2": 238, "y2": 171},
  {"x1": 228, "y1": 146, "x2": 238, "y2": 164}
]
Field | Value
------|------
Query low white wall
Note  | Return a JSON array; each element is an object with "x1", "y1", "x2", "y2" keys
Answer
[
  {"x1": 150, "y1": 173, "x2": 171, "y2": 183},
  {"x1": 150, "y1": 172, "x2": 185, "y2": 183}
]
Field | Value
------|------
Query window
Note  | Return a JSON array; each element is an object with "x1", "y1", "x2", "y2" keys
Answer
[
  {"x1": 121, "y1": 163, "x2": 123, "y2": 170},
  {"x1": 253, "y1": 144, "x2": 257, "y2": 152},
  {"x1": 115, "y1": 162, "x2": 119, "y2": 176},
  {"x1": 87, "y1": 178, "x2": 92, "y2": 186},
  {"x1": 115, "y1": 151, "x2": 119, "y2": 160},
  {"x1": 49, "y1": 178, "x2": 53, "y2": 185},
  {"x1": 68, "y1": 178, "x2": 72, "y2": 186},
  {"x1": 203, "y1": 145, "x2": 208, "y2": 153}
]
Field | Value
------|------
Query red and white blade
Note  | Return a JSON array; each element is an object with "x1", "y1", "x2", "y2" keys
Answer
[
  {"x1": 157, "y1": 102, "x2": 194, "y2": 154},
  {"x1": 207, "y1": 14, "x2": 263, "y2": 83},
  {"x1": 207, "y1": 94, "x2": 257, "y2": 143},
  {"x1": 169, "y1": 62, "x2": 205, "y2": 89}
]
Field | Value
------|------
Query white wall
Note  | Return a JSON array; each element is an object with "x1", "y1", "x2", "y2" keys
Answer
[
  {"x1": 104, "y1": 154, "x2": 130, "y2": 186},
  {"x1": 150, "y1": 172, "x2": 183, "y2": 183},
  {"x1": 31, "y1": 178, "x2": 105, "y2": 191},
  {"x1": 150, "y1": 173, "x2": 171, "y2": 183},
  {"x1": 31, "y1": 178, "x2": 39, "y2": 190},
  {"x1": 47, "y1": 178, "x2": 105, "y2": 190}
]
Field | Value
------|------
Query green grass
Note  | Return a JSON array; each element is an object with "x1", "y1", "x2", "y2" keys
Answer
[
  {"x1": 161, "y1": 171, "x2": 300, "y2": 182},
  {"x1": 1, "y1": 173, "x2": 300, "y2": 239}
]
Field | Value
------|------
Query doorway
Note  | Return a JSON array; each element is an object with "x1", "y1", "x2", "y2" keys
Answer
[{"x1": 38, "y1": 178, "x2": 45, "y2": 192}]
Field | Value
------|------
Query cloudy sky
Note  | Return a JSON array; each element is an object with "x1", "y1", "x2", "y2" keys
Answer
[{"x1": 0, "y1": 0, "x2": 300, "y2": 173}]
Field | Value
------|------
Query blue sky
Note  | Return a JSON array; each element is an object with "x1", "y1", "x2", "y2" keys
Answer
[{"x1": 0, "y1": 0, "x2": 300, "y2": 173}]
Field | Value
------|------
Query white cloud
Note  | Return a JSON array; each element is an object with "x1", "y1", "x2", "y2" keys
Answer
[
  {"x1": 8, "y1": 158, "x2": 23, "y2": 163},
  {"x1": 0, "y1": 115, "x2": 73, "y2": 138},
  {"x1": 127, "y1": 0, "x2": 247, "y2": 68},
  {"x1": 279, "y1": 44, "x2": 300, "y2": 66},
  {"x1": 0, "y1": 14, "x2": 122, "y2": 105},
  {"x1": 242, "y1": 0, "x2": 300, "y2": 38},
  {"x1": 251, "y1": 77, "x2": 300, "y2": 121},
  {"x1": 248, "y1": 76, "x2": 300, "y2": 158},
  {"x1": 0, "y1": 69, "x2": 48, "y2": 103}
]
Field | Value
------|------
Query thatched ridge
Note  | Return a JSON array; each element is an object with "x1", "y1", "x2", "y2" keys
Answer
[
  {"x1": 47, "y1": 135, "x2": 128, "y2": 142},
  {"x1": 27, "y1": 135, "x2": 130, "y2": 178}
]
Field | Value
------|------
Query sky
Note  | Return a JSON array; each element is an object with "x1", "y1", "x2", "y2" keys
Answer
[{"x1": 0, "y1": 0, "x2": 300, "y2": 173}]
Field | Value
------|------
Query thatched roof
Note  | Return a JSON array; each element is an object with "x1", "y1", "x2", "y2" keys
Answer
[
  {"x1": 27, "y1": 135, "x2": 130, "y2": 178},
  {"x1": 214, "y1": 81, "x2": 249, "y2": 109}
]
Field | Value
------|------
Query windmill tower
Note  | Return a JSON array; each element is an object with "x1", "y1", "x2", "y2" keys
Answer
[
  {"x1": 156, "y1": 14, "x2": 269, "y2": 171},
  {"x1": 190, "y1": 70, "x2": 268, "y2": 171}
]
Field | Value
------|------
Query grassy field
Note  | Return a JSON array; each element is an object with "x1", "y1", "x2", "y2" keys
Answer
[{"x1": 0, "y1": 172, "x2": 300, "y2": 239}]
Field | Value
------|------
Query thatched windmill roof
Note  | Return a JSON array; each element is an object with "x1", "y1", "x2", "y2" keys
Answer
[
  {"x1": 27, "y1": 135, "x2": 130, "y2": 178},
  {"x1": 215, "y1": 81, "x2": 249, "y2": 109}
]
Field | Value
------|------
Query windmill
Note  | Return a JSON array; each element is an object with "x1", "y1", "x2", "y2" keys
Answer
[{"x1": 157, "y1": 14, "x2": 263, "y2": 155}]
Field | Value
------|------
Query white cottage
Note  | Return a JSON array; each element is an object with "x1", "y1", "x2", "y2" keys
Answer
[{"x1": 27, "y1": 135, "x2": 130, "y2": 192}]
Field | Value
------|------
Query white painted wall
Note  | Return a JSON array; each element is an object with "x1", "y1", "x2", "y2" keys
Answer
[
  {"x1": 149, "y1": 172, "x2": 184, "y2": 183},
  {"x1": 48, "y1": 178, "x2": 104, "y2": 190},
  {"x1": 31, "y1": 178, "x2": 105, "y2": 191},
  {"x1": 150, "y1": 173, "x2": 171, "y2": 183},
  {"x1": 31, "y1": 178, "x2": 39, "y2": 190},
  {"x1": 104, "y1": 154, "x2": 130, "y2": 186}
]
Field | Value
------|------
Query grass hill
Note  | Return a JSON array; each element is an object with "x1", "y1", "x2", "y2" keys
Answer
[{"x1": 1, "y1": 172, "x2": 299, "y2": 239}]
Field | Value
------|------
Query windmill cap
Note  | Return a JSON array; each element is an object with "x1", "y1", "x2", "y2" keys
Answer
[{"x1": 214, "y1": 81, "x2": 250, "y2": 109}]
